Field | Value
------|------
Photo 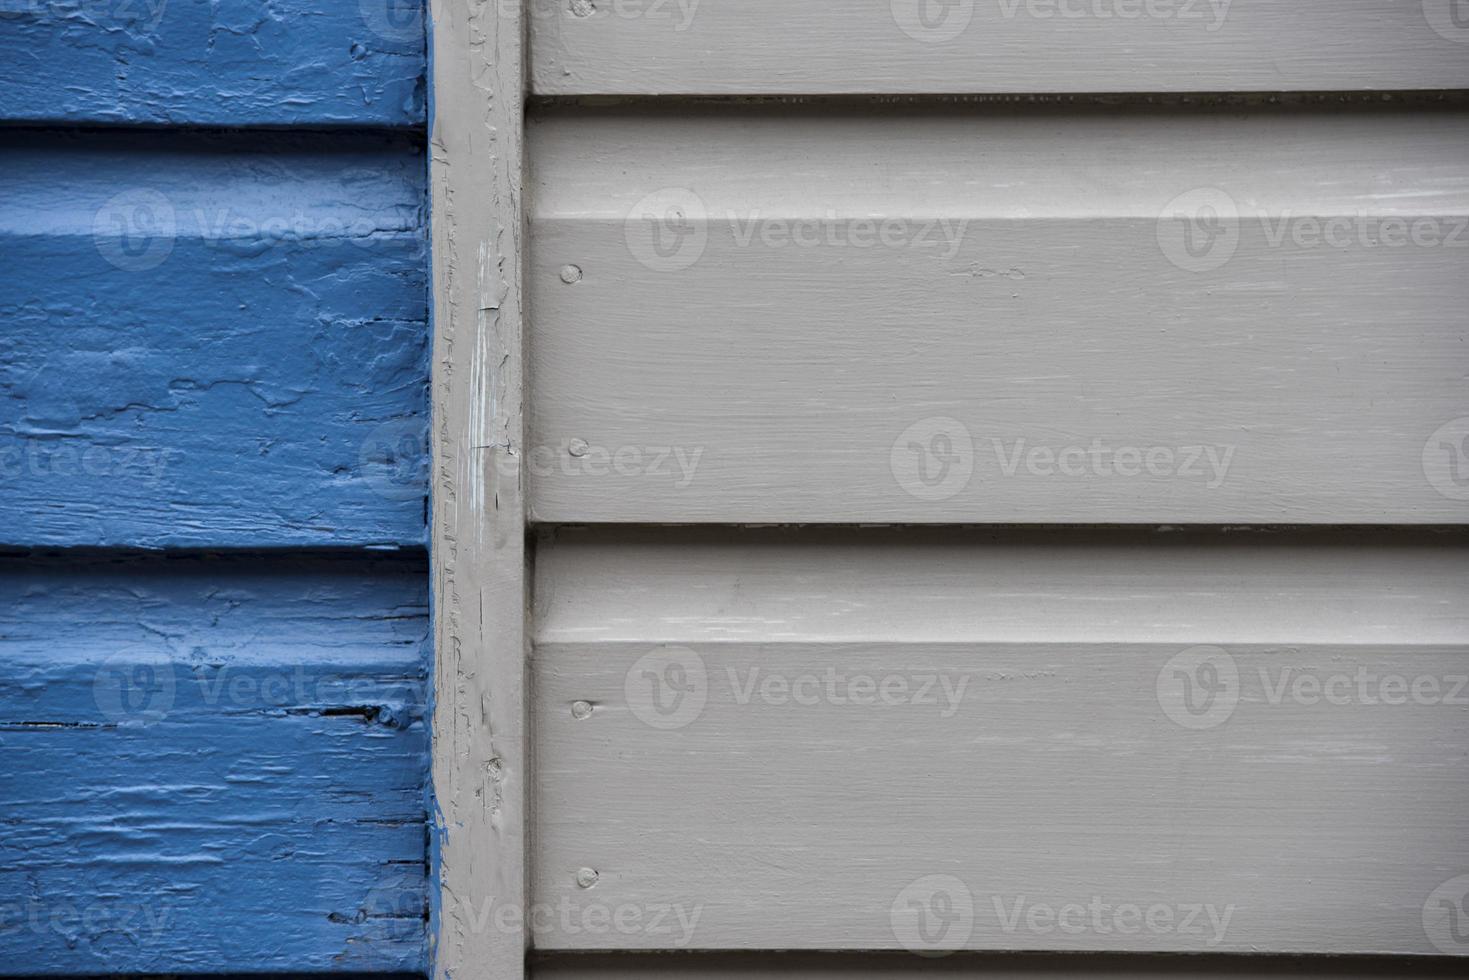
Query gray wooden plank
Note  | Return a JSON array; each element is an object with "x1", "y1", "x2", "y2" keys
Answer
[
  {"x1": 529, "y1": 528, "x2": 1469, "y2": 955},
  {"x1": 534, "y1": 528, "x2": 1469, "y2": 648},
  {"x1": 527, "y1": 104, "x2": 1469, "y2": 525},
  {"x1": 533, "y1": 951, "x2": 1469, "y2": 978},
  {"x1": 530, "y1": 0, "x2": 1469, "y2": 95},
  {"x1": 429, "y1": 0, "x2": 530, "y2": 977}
]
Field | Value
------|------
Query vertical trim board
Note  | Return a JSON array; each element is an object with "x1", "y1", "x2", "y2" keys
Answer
[{"x1": 430, "y1": 0, "x2": 529, "y2": 978}]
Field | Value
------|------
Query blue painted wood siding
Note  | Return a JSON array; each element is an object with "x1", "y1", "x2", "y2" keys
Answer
[
  {"x1": 0, "y1": 554, "x2": 429, "y2": 973},
  {"x1": 0, "y1": 0, "x2": 425, "y2": 126},
  {"x1": 1, "y1": 129, "x2": 428, "y2": 550},
  {"x1": 0, "y1": 2, "x2": 431, "y2": 974}
]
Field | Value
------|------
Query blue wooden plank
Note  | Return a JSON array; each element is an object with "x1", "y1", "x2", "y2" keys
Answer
[
  {"x1": 0, "y1": 129, "x2": 428, "y2": 549},
  {"x1": 0, "y1": 552, "x2": 429, "y2": 975},
  {"x1": 0, "y1": 0, "x2": 425, "y2": 126}
]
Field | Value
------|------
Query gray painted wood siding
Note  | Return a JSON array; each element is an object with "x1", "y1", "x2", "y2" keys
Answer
[
  {"x1": 533, "y1": 952, "x2": 1469, "y2": 978},
  {"x1": 528, "y1": 102, "x2": 1469, "y2": 525},
  {"x1": 530, "y1": 0, "x2": 1469, "y2": 95},
  {"x1": 528, "y1": 528, "x2": 1469, "y2": 955},
  {"x1": 434, "y1": 1, "x2": 1469, "y2": 973}
]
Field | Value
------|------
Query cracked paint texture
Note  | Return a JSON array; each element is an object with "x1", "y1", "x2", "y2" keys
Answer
[
  {"x1": 2, "y1": 4, "x2": 432, "y2": 974},
  {"x1": 0, "y1": 552, "x2": 430, "y2": 973},
  {"x1": 0, "y1": 128, "x2": 429, "y2": 549},
  {"x1": 0, "y1": 0, "x2": 426, "y2": 126},
  {"x1": 2, "y1": 0, "x2": 431, "y2": 975}
]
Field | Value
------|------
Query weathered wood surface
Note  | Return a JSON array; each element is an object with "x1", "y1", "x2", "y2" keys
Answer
[
  {"x1": 0, "y1": 0, "x2": 424, "y2": 125},
  {"x1": 528, "y1": 103, "x2": 1469, "y2": 525},
  {"x1": 533, "y1": 952, "x2": 1469, "y2": 978},
  {"x1": 531, "y1": 527, "x2": 1469, "y2": 954},
  {"x1": 530, "y1": 0, "x2": 1469, "y2": 95},
  {"x1": 0, "y1": 553, "x2": 429, "y2": 974},
  {"x1": 0, "y1": 129, "x2": 428, "y2": 549},
  {"x1": 429, "y1": 0, "x2": 529, "y2": 977}
]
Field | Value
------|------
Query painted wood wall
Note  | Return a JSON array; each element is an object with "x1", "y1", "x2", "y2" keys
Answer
[
  {"x1": 0, "y1": 1, "x2": 430, "y2": 973},
  {"x1": 512, "y1": 0, "x2": 1469, "y2": 975}
]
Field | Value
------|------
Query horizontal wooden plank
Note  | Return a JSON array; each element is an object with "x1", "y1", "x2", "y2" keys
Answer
[
  {"x1": 0, "y1": 0, "x2": 424, "y2": 125},
  {"x1": 0, "y1": 129, "x2": 428, "y2": 549},
  {"x1": 530, "y1": 0, "x2": 1469, "y2": 95},
  {"x1": 531, "y1": 528, "x2": 1469, "y2": 955},
  {"x1": 528, "y1": 104, "x2": 1469, "y2": 524},
  {"x1": 0, "y1": 552, "x2": 429, "y2": 975},
  {"x1": 534, "y1": 527, "x2": 1469, "y2": 647},
  {"x1": 533, "y1": 951, "x2": 1469, "y2": 978}
]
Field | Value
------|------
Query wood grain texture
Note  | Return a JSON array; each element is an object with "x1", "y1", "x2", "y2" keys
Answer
[
  {"x1": 528, "y1": 103, "x2": 1469, "y2": 525},
  {"x1": 530, "y1": 0, "x2": 1469, "y2": 95},
  {"x1": 0, "y1": 129, "x2": 428, "y2": 549},
  {"x1": 531, "y1": 528, "x2": 1469, "y2": 955},
  {"x1": 535, "y1": 527, "x2": 1469, "y2": 647},
  {"x1": 429, "y1": 0, "x2": 528, "y2": 977},
  {"x1": 532, "y1": 951, "x2": 1469, "y2": 978},
  {"x1": 0, "y1": 0, "x2": 424, "y2": 125},
  {"x1": 0, "y1": 553, "x2": 429, "y2": 975}
]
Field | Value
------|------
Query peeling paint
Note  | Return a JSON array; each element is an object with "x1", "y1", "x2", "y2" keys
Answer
[
  {"x1": 1, "y1": 0, "x2": 433, "y2": 975},
  {"x1": 0, "y1": 128, "x2": 429, "y2": 549},
  {"x1": 0, "y1": 0, "x2": 425, "y2": 126},
  {"x1": 0, "y1": 552, "x2": 430, "y2": 973}
]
